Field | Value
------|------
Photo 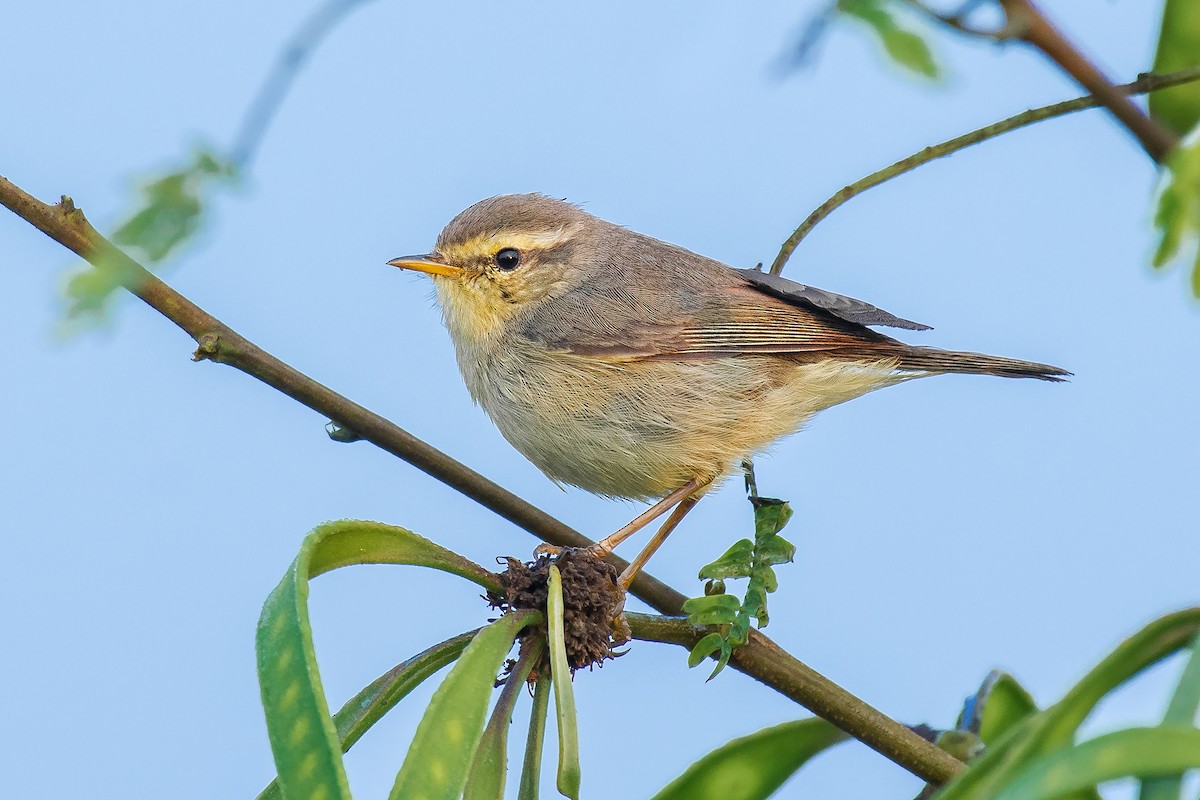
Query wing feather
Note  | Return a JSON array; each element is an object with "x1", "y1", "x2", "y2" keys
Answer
[
  {"x1": 532, "y1": 254, "x2": 924, "y2": 363},
  {"x1": 733, "y1": 268, "x2": 931, "y2": 331}
]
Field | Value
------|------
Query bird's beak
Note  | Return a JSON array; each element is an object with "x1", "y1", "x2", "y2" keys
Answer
[{"x1": 386, "y1": 253, "x2": 463, "y2": 278}]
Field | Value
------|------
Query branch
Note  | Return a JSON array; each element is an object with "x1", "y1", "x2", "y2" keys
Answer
[
  {"x1": 229, "y1": 0, "x2": 377, "y2": 170},
  {"x1": 770, "y1": 66, "x2": 1200, "y2": 274},
  {"x1": 628, "y1": 614, "x2": 966, "y2": 786},
  {"x1": 906, "y1": 0, "x2": 1181, "y2": 161},
  {"x1": 905, "y1": 0, "x2": 1018, "y2": 40},
  {"x1": 997, "y1": 0, "x2": 1178, "y2": 163},
  {"x1": 0, "y1": 177, "x2": 965, "y2": 787},
  {"x1": 0, "y1": 176, "x2": 687, "y2": 611}
]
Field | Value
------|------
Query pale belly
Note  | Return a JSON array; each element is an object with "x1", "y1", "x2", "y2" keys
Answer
[{"x1": 461, "y1": 342, "x2": 900, "y2": 500}]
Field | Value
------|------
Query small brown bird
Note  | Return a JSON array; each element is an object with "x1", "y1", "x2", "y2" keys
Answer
[{"x1": 390, "y1": 194, "x2": 1066, "y2": 586}]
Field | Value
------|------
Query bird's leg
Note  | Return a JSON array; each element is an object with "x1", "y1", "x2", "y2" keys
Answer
[
  {"x1": 741, "y1": 458, "x2": 758, "y2": 500},
  {"x1": 617, "y1": 495, "x2": 701, "y2": 590},
  {"x1": 590, "y1": 477, "x2": 703, "y2": 557}
]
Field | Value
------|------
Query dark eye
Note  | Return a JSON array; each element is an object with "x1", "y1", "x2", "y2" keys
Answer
[{"x1": 494, "y1": 248, "x2": 521, "y2": 271}]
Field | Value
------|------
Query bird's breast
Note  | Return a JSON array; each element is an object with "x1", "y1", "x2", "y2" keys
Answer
[{"x1": 453, "y1": 338, "x2": 868, "y2": 500}]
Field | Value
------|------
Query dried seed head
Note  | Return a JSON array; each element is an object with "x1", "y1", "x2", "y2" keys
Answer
[{"x1": 491, "y1": 548, "x2": 628, "y2": 672}]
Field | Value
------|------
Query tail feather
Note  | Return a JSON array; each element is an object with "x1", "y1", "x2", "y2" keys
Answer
[{"x1": 897, "y1": 346, "x2": 1070, "y2": 382}]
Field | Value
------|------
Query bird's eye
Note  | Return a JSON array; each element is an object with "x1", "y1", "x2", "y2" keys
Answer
[{"x1": 494, "y1": 248, "x2": 521, "y2": 271}]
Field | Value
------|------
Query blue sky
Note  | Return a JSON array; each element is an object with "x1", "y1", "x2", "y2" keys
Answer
[{"x1": 3, "y1": 2, "x2": 1197, "y2": 798}]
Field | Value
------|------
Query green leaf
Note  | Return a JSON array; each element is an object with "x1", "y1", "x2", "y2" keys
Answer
[
  {"x1": 685, "y1": 498, "x2": 799, "y2": 678},
  {"x1": 1039, "y1": 609, "x2": 1200, "y2": 751},
  {"x1": 517, "y1": 676, "x2": 552, "y2": 800},
  {"x1": 837, "y1": 0, "x2": 940, "y2": 80},
  {"x1": 935, "y1": 730, "x2": 984, "y2": 763},
  {"x1": 464, "y1": 640, "x2": 543, "y2": 800},
  {"x1": 969, "y1": 671, "x2": 1039, "y2": 746},
  {"x1": 688, "y1": 632, "x2": 734, "y2": 679},
  {"x1": 1139, "y1": 633, "x2": 1200, "y2": 800},
  {"x1": 994, "y1": 727, "x2": 1200, "y2": 800},
  {"x1": 757, "y1": 565, "x2": 779, "y2": 594},
  {"x1": 1152, "y1": 132, "x2": 1200, "y2": 296},
  {"x1": 303, "y1": 519, "x2": 502, "y2": 591},
  {"x1": 649, "y1": 718, "x2": 848, "y2": 800},
  {"x1": 752, "y1": 498, "x2": 793, "y2": 541},
  {"x1": 1151, "y1": 0, "x2": 1200, "y2": 136},
  {"x1": 62, "y1": 259, "x2": 135, "y2": 321},
  {"x1": 743, "y1": 584, "x2": 769, "y2": 625},
  {"x1": 111, "y1": 148, "x2": 233, "y2": 262},
  {"x1": 682, "y1": 594, "x2": 743, "y2": 626},
  {"x1": 698, "y1": 539, "x2": 755, "y2": 580},
  {"x1": 388, "y1": 610, "x2": 539, "y2": 800},
  {"x1": 1162, "y1": 633, "x2": 1200, "y2": 725},
  {"x1": 112, "y1": 172, "x2": 203, "y2": 261},
  {"x1": 256, "y1": 629, "x2": 477, "y2": 800},
  {"x1": 256, "y1": 520, "x2": 503, "y2": 800},
  {"x1": 256, "y1": 560, "x2": 352, "y2": 800},
  {"x1": 547, "y1": 565, "x2": 581, "y2": 800},
  {"x1": 879, "y1": 26, "x2": 939, "y2": 79},
  {"x1": 64, "y1": 148, "x2": 235, "y2": 323},
  {"x1": 936, "y1": 609, "x2": 1200, "y2": 800},
  {"x1": 754, "y1": 537, "x2": 796, "y2": 567}
]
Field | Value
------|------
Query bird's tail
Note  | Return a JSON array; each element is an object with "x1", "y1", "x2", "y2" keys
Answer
[{"x1": 896, "y1": 346, "x2": 1070, "y2": 382}]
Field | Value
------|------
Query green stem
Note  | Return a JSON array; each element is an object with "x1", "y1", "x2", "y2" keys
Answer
[
  {"x1": 518, "y1": 675, "x2": 553, "y2": 800},
  {"x1": 770, "y1": 67, "x2": 1200, "y2": 274}
]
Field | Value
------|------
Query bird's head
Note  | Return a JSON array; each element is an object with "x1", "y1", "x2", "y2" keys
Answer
[{"x1": 389, "y1": 194, "x2": 592, "y2": 344}]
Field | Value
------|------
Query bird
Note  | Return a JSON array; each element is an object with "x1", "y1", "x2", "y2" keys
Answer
[{"x1": 389, "y1": 193, "x2": 1067, "y2": 587}]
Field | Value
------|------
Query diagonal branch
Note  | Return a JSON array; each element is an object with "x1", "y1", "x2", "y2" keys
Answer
[
  {"x1": 1, "y1": 175, "x2": 966, "y2": 787},
  {"x1": 770, "y1": 66, "x2": 1200, "y2": 274},
  {"x1": 997, "y1": 0, "x2": 1177, "y2": 163},
  {"x1": 628, "y1": 614, "x2": 967, "y2": 785},
  {"x1": 0, "y1": 176, "x2": 684, "y2": 613},
  {"x1": 911, "y1": 0, "x2": 1177, "y2": 162}
]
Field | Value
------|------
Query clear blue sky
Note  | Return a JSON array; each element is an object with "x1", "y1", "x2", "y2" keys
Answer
[{"x1": 3, "y1": 2, "x2": 1197, "y2": 798}]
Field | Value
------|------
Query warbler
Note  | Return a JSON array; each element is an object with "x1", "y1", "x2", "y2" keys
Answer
[{"x1": 390, "y1": 194, "x2": 1067, "y2": 585}]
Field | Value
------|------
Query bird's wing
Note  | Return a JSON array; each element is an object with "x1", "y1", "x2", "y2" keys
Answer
[
  {"x1": 554, "y1": 274, "x2": 922, "y2": 362},
  {"x1": 733, "y1": 269, "x2": 931, "y2": 331},
  {"x1": 518, "y1": 228, "x2": 931, "y2": 361},
  {"x1": 633, "y1": 286, "x2": 905, "y2": 360}
]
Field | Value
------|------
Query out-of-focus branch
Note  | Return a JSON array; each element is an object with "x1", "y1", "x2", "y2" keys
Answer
[
  {"x1": 997, "y1": 0, "x2": 1177, "y2": 163},
  {"x1": 905, "y1": 0, "x2": 1018, "y2": 40},
  {"x1": 2, "y1": 175, "x2": 967, "y2": 788},
  {"x1": 770, "y1": 67, "x2": 1200, "y2": 274},
  {"x1": 910, "y1": 0, "x2": 1177, "y2": 162},
  {"x1": 229, "y1": 0, "x2": 377, "y2": 170}
]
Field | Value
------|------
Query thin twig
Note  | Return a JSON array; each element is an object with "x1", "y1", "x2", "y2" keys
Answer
[
  {"x1": 627, "y1": 614, "x2": 965, "y2": 786},
  {"x1": 770, "y1": 66, "x2": 1200, "y2": 274},
  {"x1": 998, "y1": 0, "x2": 1177, "y2": 163},
  {"x1": 904, "y1": 0, "x2": 1017, "y2": 40},
  {"x1": 778, "y1": 1, "x2": 838, "y2": 73},
  {"x1": 1, "y1": 175, "x2": 966, "y2": 787},
  {"x1": 229, "y1": 0, "x2": 377, "y2": 170}
]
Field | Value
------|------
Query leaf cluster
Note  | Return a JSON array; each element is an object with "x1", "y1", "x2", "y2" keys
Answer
[
  {"x1": 255, "y1": 520, "x2": 583, "y2": 800},
  {"x1": 682, "y1": 498, "x2": 796, "y2": 678},
  {"x1": 251, "y1": 519, "x2": 1200, "y2": 800},
  {"x1": 1151, "y1": 0, "x2": 1200, "y2": 295}
]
